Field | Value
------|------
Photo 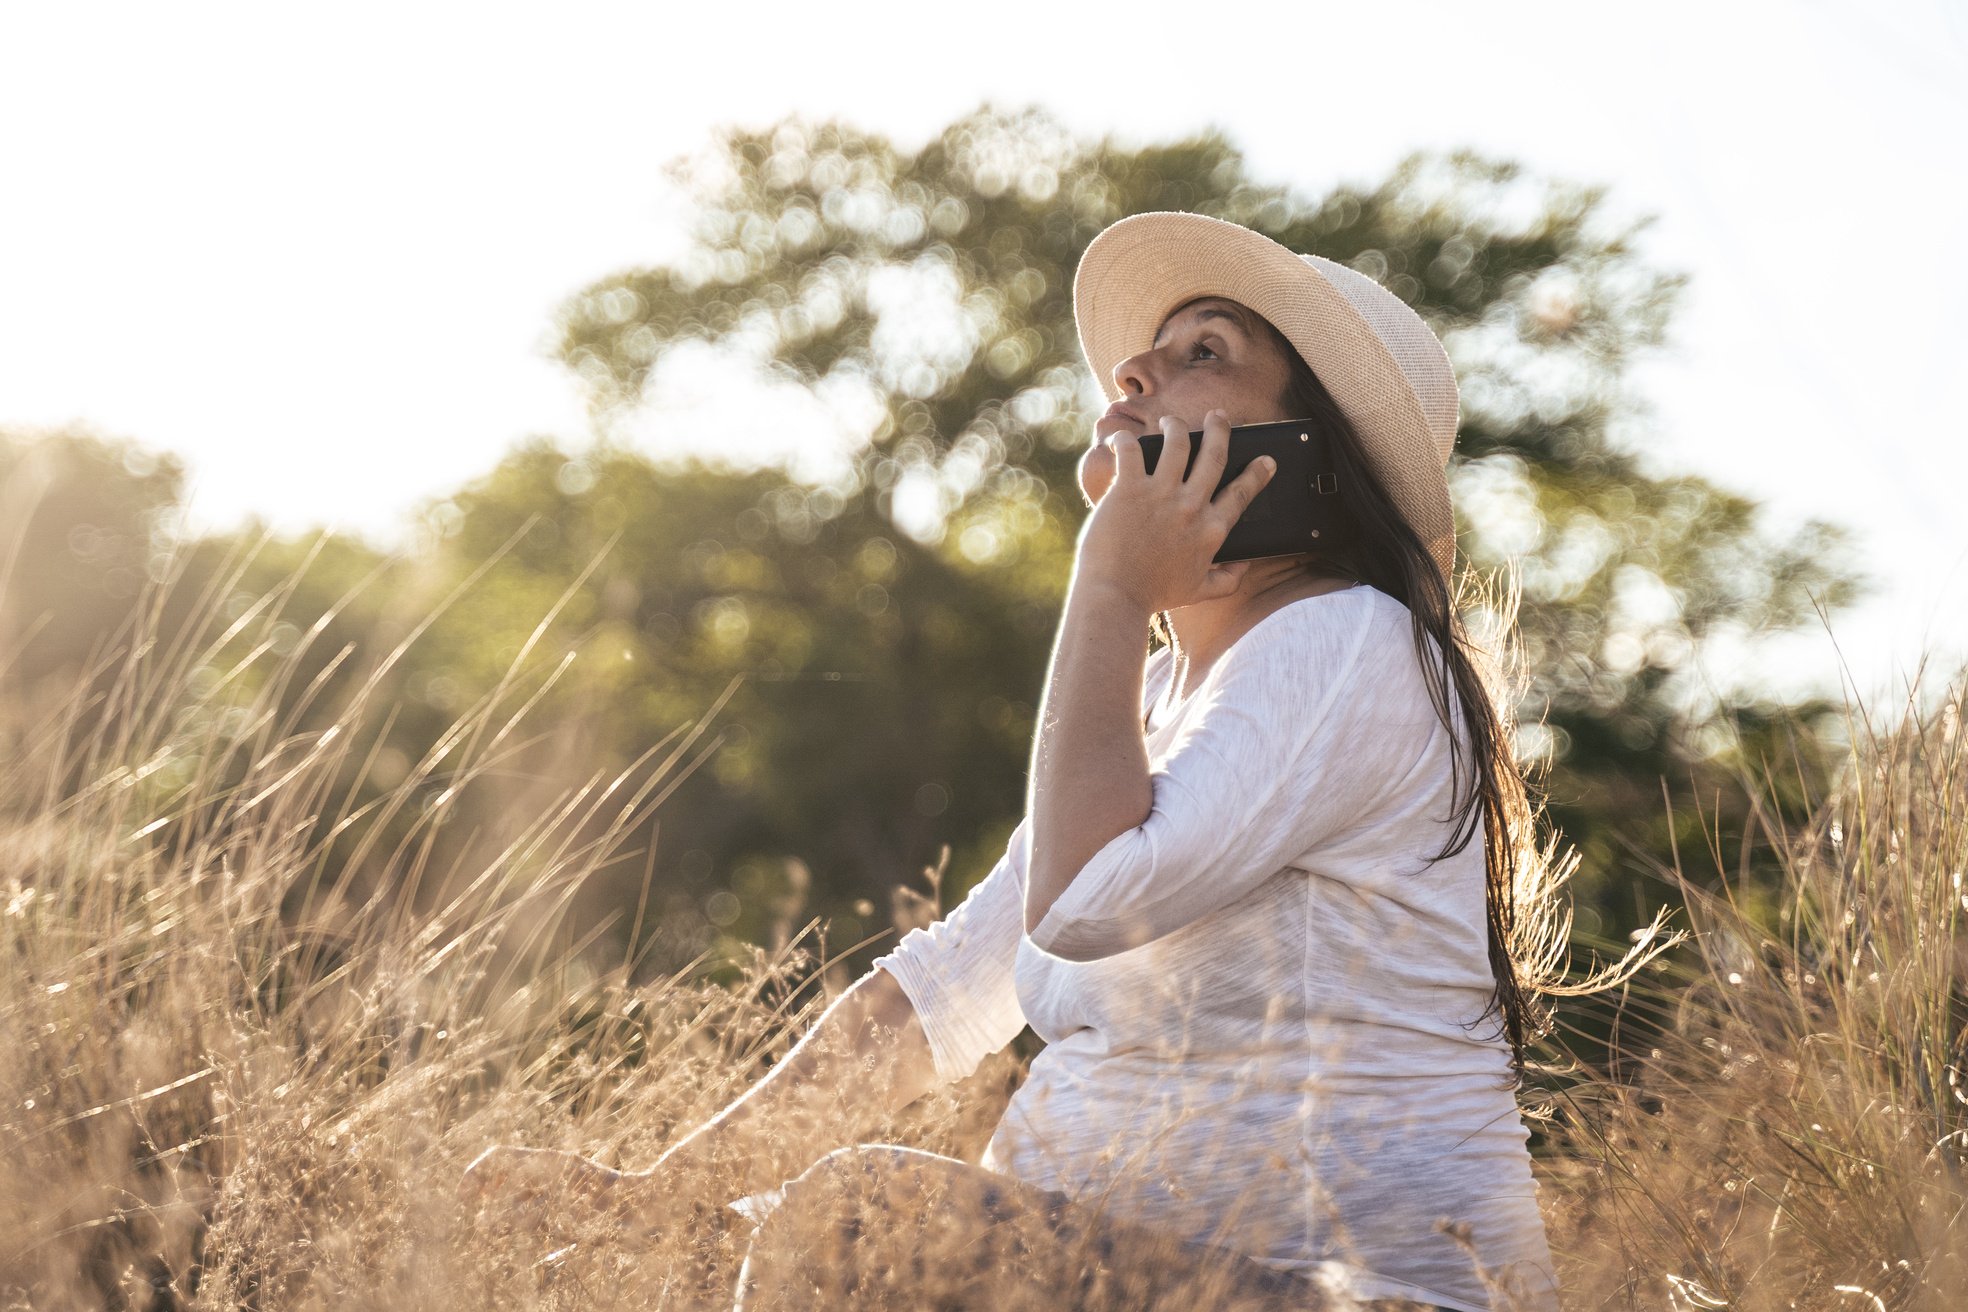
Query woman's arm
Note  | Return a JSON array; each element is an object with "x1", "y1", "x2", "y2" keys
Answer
[
  {"x1": 1023, "y1": 579, "x2": 1156, "y2": 934},
  {"x1": 1025, "y1": 411, "x2": 1273, "y2": 937},
  {"x1": 462, "y1": 966, "x2": 938, "y2": 1209},
  {"x1": 646, "y1": 965, "x2": 937, "y2": 1193},
  {"x1": 1024, "y1": 591, "x2": 1384, "y2": 961}
]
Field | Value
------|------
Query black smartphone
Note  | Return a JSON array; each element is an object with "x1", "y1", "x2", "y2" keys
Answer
[{"x1": 1133, "y1": 417, "x2": 1353, "y2": 564}]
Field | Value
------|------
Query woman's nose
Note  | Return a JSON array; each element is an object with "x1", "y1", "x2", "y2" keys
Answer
[{"x1": 1111, "y1": 350, "x2": 1155, "y2": 397}]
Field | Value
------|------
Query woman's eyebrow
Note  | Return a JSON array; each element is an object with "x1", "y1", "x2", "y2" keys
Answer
[{"x1": 1152, "y1": 307, "x2": 1247, "y2": 349}]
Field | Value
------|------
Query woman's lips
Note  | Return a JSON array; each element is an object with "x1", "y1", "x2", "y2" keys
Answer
[{"x1": 1095, "y1": 407, "x2": 1150, "y2": 438}]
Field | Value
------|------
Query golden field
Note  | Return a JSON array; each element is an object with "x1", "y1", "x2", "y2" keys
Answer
[{"x1": 3, "y1": 561, "x2": 1962, "y2": 1311}]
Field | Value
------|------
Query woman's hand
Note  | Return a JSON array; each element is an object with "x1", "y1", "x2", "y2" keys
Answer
[
  {"x1": 1074, "y1": 409, "x2": 1276, "y2": 613},
  {"x1": 460, "y1": 1145, "x2": 658, "y2": 1239}
]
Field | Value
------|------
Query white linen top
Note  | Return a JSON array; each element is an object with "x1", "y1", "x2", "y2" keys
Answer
[{"x1": 871, "y1": 584, "x2": 1560, "y2": 1312}]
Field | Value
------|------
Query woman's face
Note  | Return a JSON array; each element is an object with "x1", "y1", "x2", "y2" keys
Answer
[{"x1": 1077, "y1": 296, "x2": 1297, "y2": 507}]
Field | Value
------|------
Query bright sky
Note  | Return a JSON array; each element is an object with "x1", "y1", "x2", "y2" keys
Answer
[{"x1": 2, "y1": 0, "x2": 1964, "y2": 708}]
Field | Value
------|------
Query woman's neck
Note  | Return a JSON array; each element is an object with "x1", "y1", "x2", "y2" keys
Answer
[{"x1": 1163, "y1": 558, "x2": 1356, "y2": 700}]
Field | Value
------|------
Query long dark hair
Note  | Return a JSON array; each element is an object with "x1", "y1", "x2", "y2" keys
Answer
[
  {"x1": 1149, "y1": 305, "x2": 1566, "y2": 1078},
  {"x1": 1283, "y1": 332, "x2": 1549, "y2": 1073}
]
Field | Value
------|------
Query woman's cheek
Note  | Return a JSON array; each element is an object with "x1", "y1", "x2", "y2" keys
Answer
[{"x1": 1077, "y1": 443, "x2": 1116, "y2": 506}]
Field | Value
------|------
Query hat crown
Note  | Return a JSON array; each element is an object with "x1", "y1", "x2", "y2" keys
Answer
[{"x1": 1293, "y1": 253, "x2": 1460, "y2": 468}]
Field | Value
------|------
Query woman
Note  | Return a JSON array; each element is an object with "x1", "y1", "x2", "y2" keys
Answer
[{"x1": 466, "y1": 212, "x2": 1588, "y2": 1311}]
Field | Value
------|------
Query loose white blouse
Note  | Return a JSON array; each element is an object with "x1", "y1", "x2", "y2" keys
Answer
[{"x1": 871, "y1": 584, "x2": 1561, "y2": 1312}]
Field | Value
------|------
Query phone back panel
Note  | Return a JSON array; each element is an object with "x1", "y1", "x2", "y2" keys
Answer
[{"x1": 1133, "y1": 418, "x2": 1356, "y2": 564}]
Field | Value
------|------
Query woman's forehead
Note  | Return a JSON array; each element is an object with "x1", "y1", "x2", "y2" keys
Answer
[{"x1": 1153, "y1": 296, "x2": 1256, "y2": 345}]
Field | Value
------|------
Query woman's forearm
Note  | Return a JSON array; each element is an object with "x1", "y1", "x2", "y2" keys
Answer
[
  {"x1": 1024, "y1": 577, "x2": 1155, "y2": 934},
  {"x1": 652, "y1": 966, "x2": 936, "y2": 1191}
]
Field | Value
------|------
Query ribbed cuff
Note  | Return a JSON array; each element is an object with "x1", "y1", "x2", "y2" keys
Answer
[{"x1": 870, "y1": 953, "x2": 985, "y2": 1085}]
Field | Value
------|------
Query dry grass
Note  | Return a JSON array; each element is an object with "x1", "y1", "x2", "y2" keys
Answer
[
  {"x1": 1, "y1": 549, "x2": 1962, "y2": 1309},
  {"x1": 1539, "y1": 680, "x2": 1968, "y2": 1308}
]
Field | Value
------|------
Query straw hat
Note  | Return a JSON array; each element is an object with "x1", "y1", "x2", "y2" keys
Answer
[{"x1": 1072, "y1": 211, "x2": 1462, "y2": 581}]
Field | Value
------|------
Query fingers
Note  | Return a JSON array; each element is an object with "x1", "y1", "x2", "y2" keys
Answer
[
  {"x1": 1190, "y1": 409, "x2": 1231, "y2": 492},
  {"x1": 1155, "y1": 414, "x2": 1193, "y2": 491},
  {"x1": 461, "y1": 1146, "x2": 671, "y2": 1250},
  {"x1": 461, "y1": 1147, "x2": 609, "y2": 1208},
  {"x1": 1106, "y1": 426, "x2": 1146, "y2": 485},
  {"x1": 1211, "y1": 448, "x2": 1276, "y2": 529},
  {"x1": 1159, "y1": 411, "x2": 1241, "y2": 509},
  {"x1": 1199, "y1": 559, "x2": 1253, "y2": 600},
  {"x1": 461, "y1": 1146, "x2": 510, "y2": 1199}
]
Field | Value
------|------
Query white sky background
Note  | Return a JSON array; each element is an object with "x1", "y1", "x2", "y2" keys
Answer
[{"x1": 2, "y1": 0, "x2": 1964, "y2": 709}]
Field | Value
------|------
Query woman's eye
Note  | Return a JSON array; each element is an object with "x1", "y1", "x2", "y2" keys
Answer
[{"x1": 1187, "y1": 342, "x2": 1218, "y2": 362}]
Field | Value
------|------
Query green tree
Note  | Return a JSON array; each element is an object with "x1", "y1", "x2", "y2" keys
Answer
[
  {"x1": 150, "y1": 440, "x2": 1054, "y2": 974},
  {"x1": 401, "y1": 440, "x2": 1050, "y2": 967},
  {"x1": 2, "y1": 108, "x2": 1861, "y2": 992},
  {"x1": 552, "y1": 104, "x2": 1859, "y2": 937},
  {"x1": 0, "y1": 422, "x2": 1050, "y2": 978}
]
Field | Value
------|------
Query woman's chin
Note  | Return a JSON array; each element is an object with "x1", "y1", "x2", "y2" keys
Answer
[{"x1": 1077, "y1": 445, "x2": 1115, "y2": 506}]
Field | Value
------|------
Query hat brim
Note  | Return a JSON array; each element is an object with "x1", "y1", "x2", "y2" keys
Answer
[{"x1": 1072, "y1": 212, "x2": 1457, "y2": 582}]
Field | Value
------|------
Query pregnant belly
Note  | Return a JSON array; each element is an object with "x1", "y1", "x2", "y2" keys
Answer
[{"x1": 983, "y1": 1063, "x2": 1310, "y2": 1261}]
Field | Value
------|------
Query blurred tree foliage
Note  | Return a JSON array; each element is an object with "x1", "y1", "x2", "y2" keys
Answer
[
  {"x1": 554, "y1": 104, "x2": 1859, "y2": 939},
  {"x1": 0, "y1": 423, "x2": 1049, "y2": 976},
  {"x1": 0, "y1": 106, "x2": 1861, "y2": 986},
  {"x1": 403, "y1": 443, "x2": 1047, "y2": 960},
  {"x1": 0, "y1": 427, "x2": 185, "y2": 703}
]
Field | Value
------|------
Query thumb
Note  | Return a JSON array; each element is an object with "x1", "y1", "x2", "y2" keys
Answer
[{"x1": 1200, "y1": 559, "x2": 1252, "y2": 598}]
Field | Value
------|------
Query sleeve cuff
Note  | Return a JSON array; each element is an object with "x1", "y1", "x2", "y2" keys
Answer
[{"x1": 871, "y1": 951, "x2": 996, "y2": 1086}]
